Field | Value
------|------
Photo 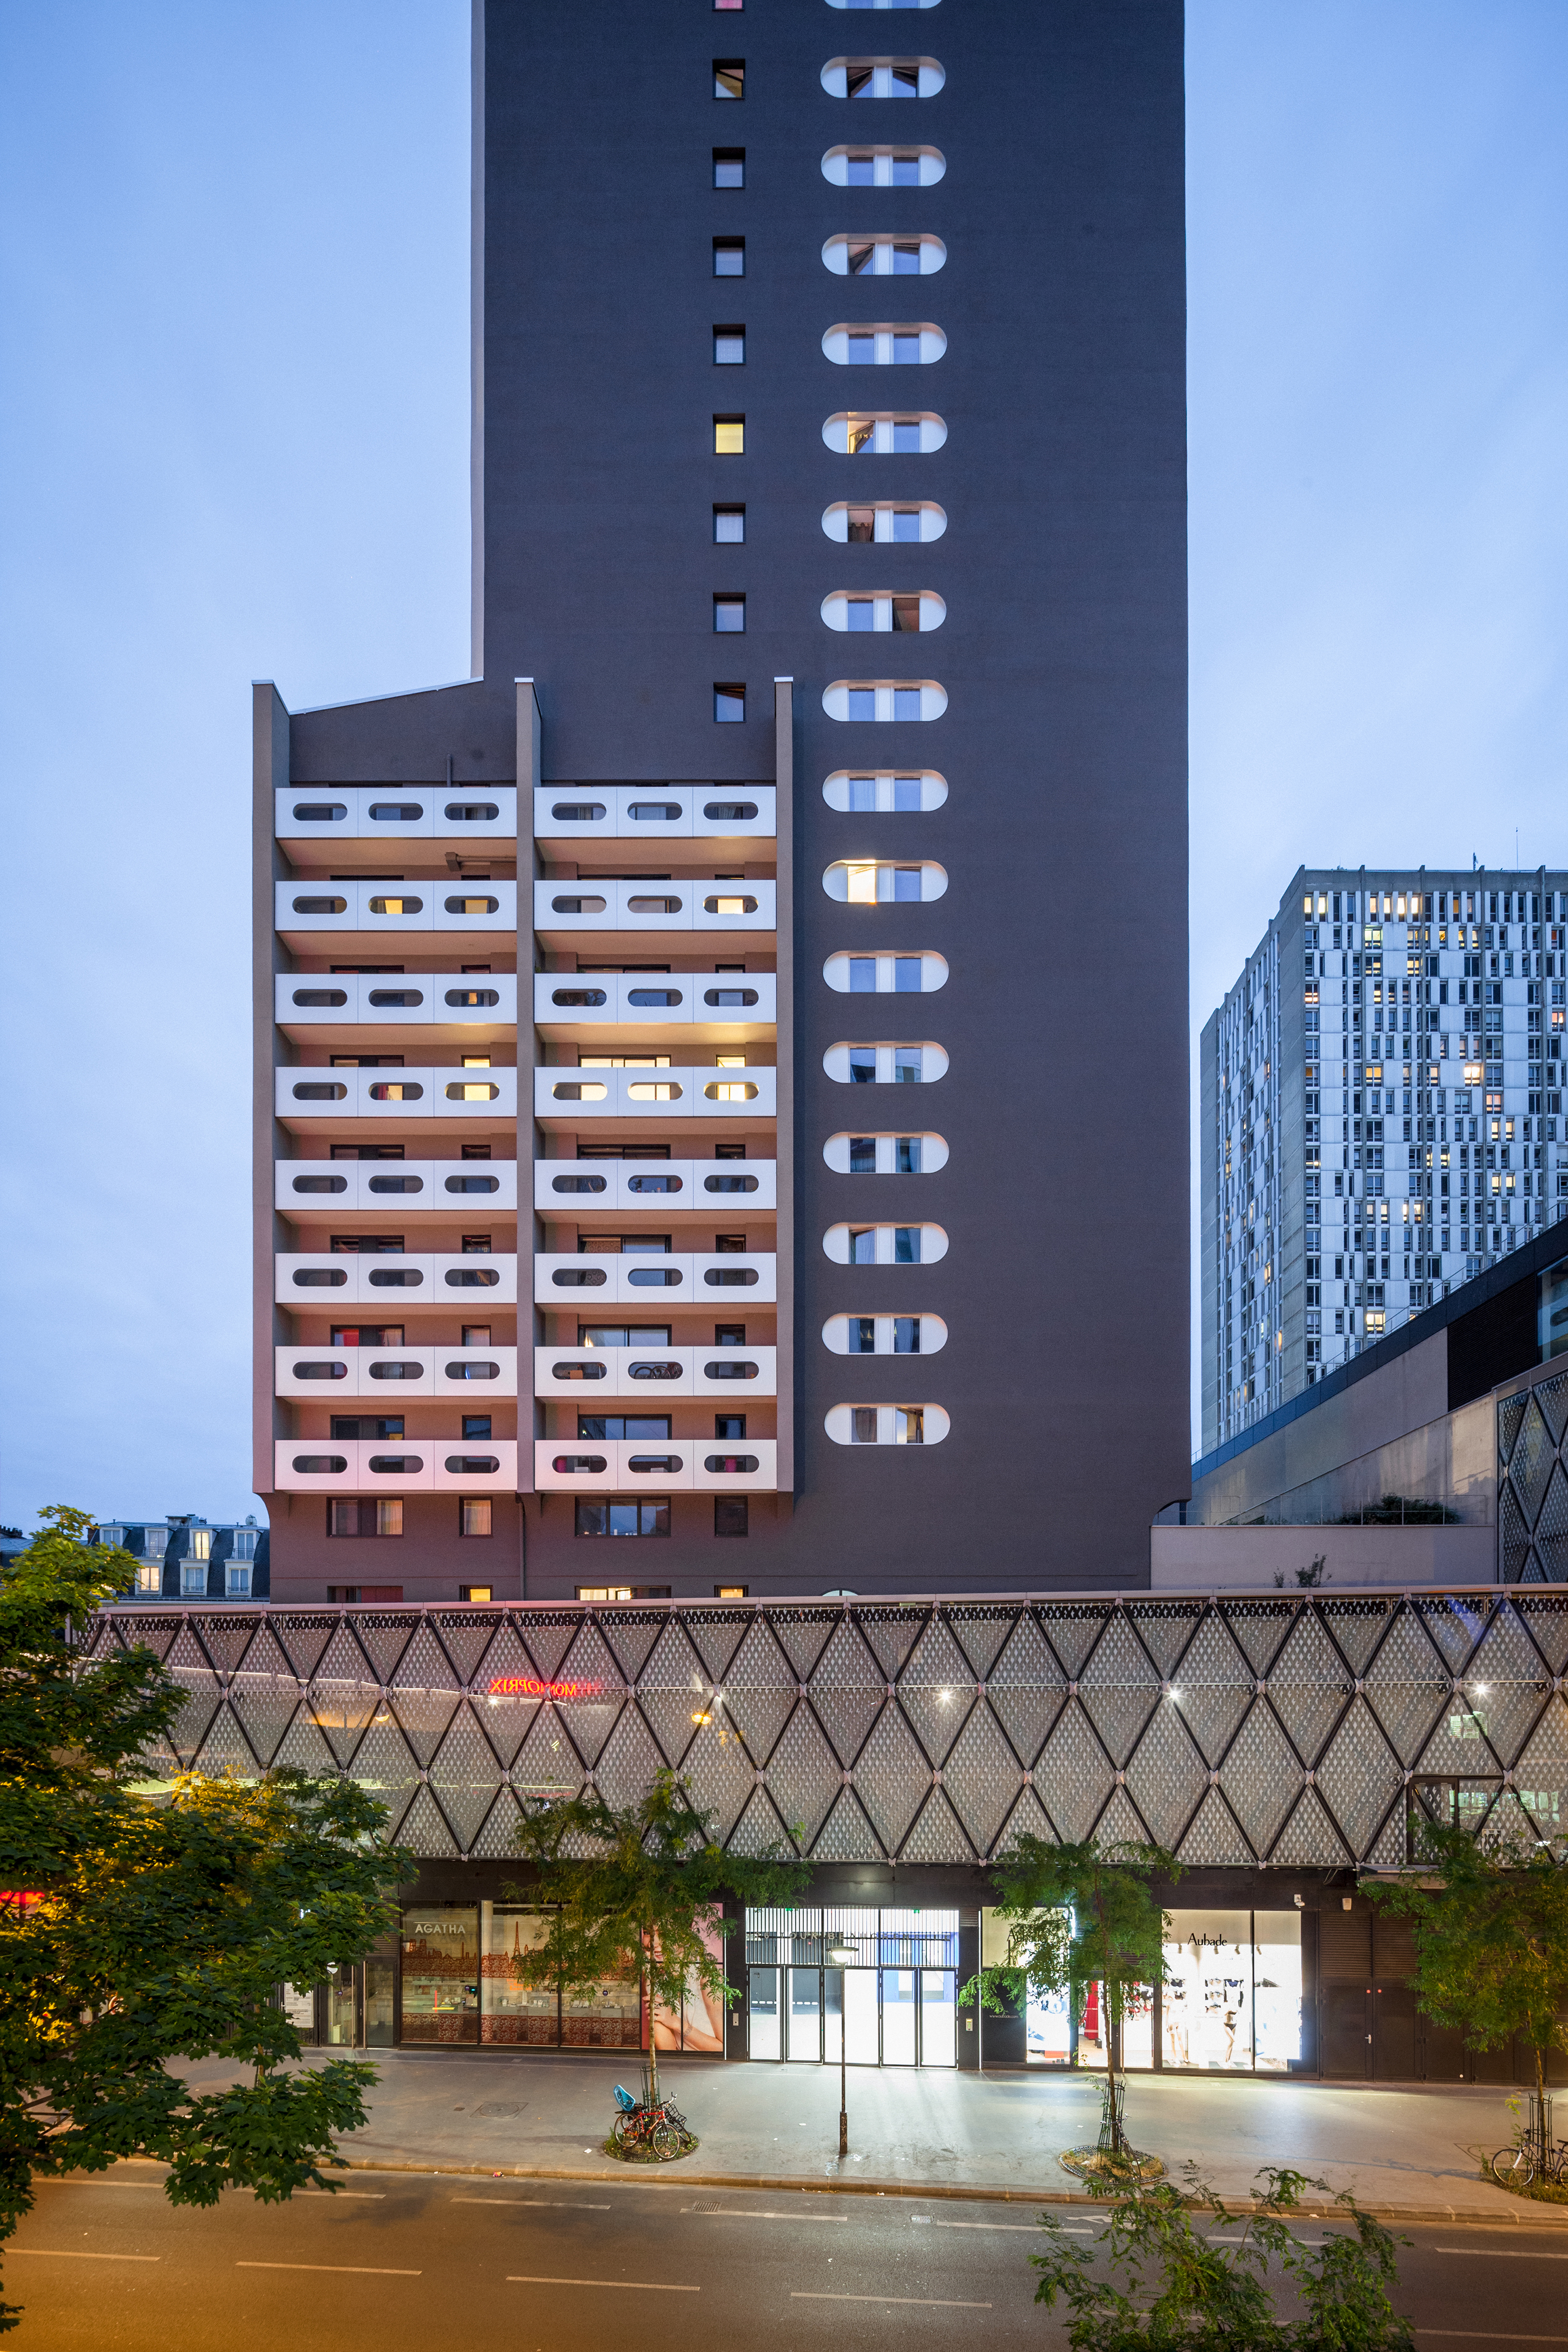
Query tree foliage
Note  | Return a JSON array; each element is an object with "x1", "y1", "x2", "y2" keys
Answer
[
  {"x1": 961, "y1": 1836, "x2": 1178, "y2": 2149},
  {"x1": 0, "y1": 1507, "x2": 411, "y2": 2333},
  {"x1": 1364, "y1": 1816, "x2": 1568, "y2": 2103},
  {"x1": 1032, "y1": 2164, "x2": 1413, "y2": 2352},
  {"x1": 505, "y1": 1767, "x2": 809, "y2": 2101}
]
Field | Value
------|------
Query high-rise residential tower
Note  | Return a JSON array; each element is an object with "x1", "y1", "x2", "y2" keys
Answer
[
  {"x1": 1201, "y1": 867, "x2": 1568, "y2": 1458},
  {"x1": 255, "y1": 0, "x2": 1190, "y2": 1603}
]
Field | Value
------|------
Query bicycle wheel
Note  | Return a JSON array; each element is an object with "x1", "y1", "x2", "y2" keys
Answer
[
  {"x1": 1492, "y1": 2147, "x2": 1536, "y2": 2187},
  {"x1": 651, "y1": 2120, "x2": 682, "y2": 2160}
]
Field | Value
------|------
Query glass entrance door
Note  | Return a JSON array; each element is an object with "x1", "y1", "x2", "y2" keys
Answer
[
  {"x1": 748, "y1": 1966, "x2": 781, "y2": 2060},
  {"x1": 881, "y1": 1969, "x2": 917, "y2": 2065},
  {"x1": 787, "y1": 1968, "x2": 822, "y2": 2060}
]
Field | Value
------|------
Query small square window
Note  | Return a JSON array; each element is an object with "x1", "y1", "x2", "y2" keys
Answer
[
  {"x1": 460, "y1": 1497, "x2": 492, "y2": 1537},
  {"x1": 713, "y1": 237, "x2": 745, "y2": 276},
  {"x1": 714, "y1": 326, "x2": 745, "y2": 364},
  {"x1": 713, "y1": 504, "x2": 746, "y2": 543},
  {"x1": 847, "y1": 507, "x2": 874, "y2": 543},
  {"x1": 891, "y1": 421, "x2": 920, "y2": 453},
  {"x1": 714, "y1": 595, "x2": 746, "y2": 633},
  {"x1": 892, "y1": 774, "x2": 921, "y2": 809},
  {"x1": 715, "y1": 1580, "x2": 750, "y2": 1595},
  {"x1": 892, "y1": 687, "x2": 921, "y2": 720},
  {"x1": 459, "y1": 1583, "x2": 493, "y2": 1600},
  {"x1": 714, "y1": 0, "x2": 742, "y2": 12},
  {"x1": 462, "y1": 1414, "x2": 492, "y2": 1440},
  {"x1": 846, "y1": 597, "x2": 875, "y2": 632},
  {"x1": 714, "y1": 682, "x2": 746, "y2": 721},
  {"x1": 891, "y1": 509, "x2": 920, "y2": 541},
  {"x1": 713, "y1": 147, "x2": 745, "y2": 187},
  {"x1": 714, "y1": 414, "x2": 745, "y2": 455},
  {"x1": 714, "y1": 1500, "x2": 750, "y2": 1539},
  {"x1": 713, "y1": 59, "x2": 744, "y2": 98},
  {"x1": 847, "y1": 687, "x2": 875, "y2": 720},
  {"x1": 891, "y1": 154, "x2": 920, "y2": 186},
  {"x1": 714, "y1": 1323, "x2": 746, "y2": 1345},
  {"x1": 715, "y1": 1414, "x2": 747, "y2": 1439}
]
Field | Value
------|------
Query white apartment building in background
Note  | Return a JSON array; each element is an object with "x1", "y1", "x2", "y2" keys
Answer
[{"x1": 1201, "y1": 868, "x2": 1568, "y2": 1458}]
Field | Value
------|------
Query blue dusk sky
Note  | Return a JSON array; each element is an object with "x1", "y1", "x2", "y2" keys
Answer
[{"x1": 1, "y1": 2, "x2": 1565, "y2": 1529}]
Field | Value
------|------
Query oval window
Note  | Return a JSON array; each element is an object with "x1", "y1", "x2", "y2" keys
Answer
[
  {"x1": 628, "y1": 1454, "x2": 683, "y2": 1474},
  {"x1": 446, "y1": 895, "x2": 501, "y2": 914},
  {"x1": 552, "y1": 1173, "x2": 608, "y2": 1192},
  {"x1": 628, "y1": 1267, "x2": 683, "y2": 1287},
  {"x1": 445, "y1": 1267, "x2": 501, "y2": 1287},
  {"x1": 554, "y1": 1454, "x2": 609, "y2": 1473},
  {"x1": 292, "y1": 1454, "x2": 348, "y2": 1473},
  {"x1": 704, "y1": 987, "x2": 758, "y2": 1007},
  {"x1": 628, "y1": 1173, "x2": 683, "y2": 1193},
  {"x1": 550, "y1": 802, "x2": 607, "y2": 822},
  {"x1": 446, "y1": 987, "x2": 499, "y2": 1007},
  {"x1": 550, "y1": 896, "x2": 608, "y2": 916},
  {"x1": 551, "y1": 987, "x2": 608, "y2": 1007},
  {"x1": 368, "y1": 988, "x2": 423, "y2": 1007},
  {"x1": 292, "y1": 988, "x2": 348, "y2": 1007},
  {"x1": 368, "y1": 1082, "x2": 423, "y2": 1101},
  {"x1": 370, "y1": 1174, "x2": 424, "y2": 1193},
  {"x1": 291, "y1": 896, "x2": 347, "y2": 915},
  {"x1": 704, "y1": 1359, "x2": 759, "y2": 1380},
  {"x1": 628, "y1": 988, "x2": 682, "y2": 1006},
  {"x1": 446, "y1": 1081, "x2": 500, "y2": 1101},
  {"x1": 705, "y1": 1266, "x2": 759, "y2": 1286},
  {"x1": 445, "y1": 1173, "x2": 498, "y2": 1193},
  {"x1": 446, "y1": 1454, "x2": 500, "y2": 1474},
  {"x1": 445, "y1": 1359, "x2": 499, "y2": 1380},
  {"x1": 292, "y1": 1174, "x2": 348, "y2": 1194},
  {"x1": 704, "y1": 894, "x2": 758, "y2": 914},
  {"x1": 628, "y1": 802, "x2": 682, "y2": 821},
  {"x1": 368, "y1": 1267, "x2": 425, "y2": 1286},
  {"x1": 705, "y1": 1453, "x2": 759, "y2": 1474},
  {"x1": 553, "y1": 1267, "x2": 609, "y2": 1287},
  {"x1": 291, "y1": 1361, "x2": 348, "y2": 1380},
  {"x1": 629, "y1": 1361, "x2": 683, "y2": 1380},
  {"x1": 552, "y1": 1361, "x2": 607, "y2": 1380},
  {"x1": 291, "y1": 803, "x2": 347, "y2": 822},
  {"x1": 553, "y1": 1081, "x2": 609, "y2": 1101},
  {"x1": 628, "y1": 1082, "x2": 682, "y2": 1101},
  {"x1": 705, "y1": 1080, "x2": 759, "y2": 1101},
  {"x1": 446, "y1": 801, "x2": 500, "y2": 822},
  {"x1": 704, "y1": 800, "x2": 758, "y2": 821},
  {"x1": 368, "y1": 1454, "x2": 423, "y2": 1474},
  {"x1": 292, "y1": 1269, "x2": 349, "y2": 1287},
  {"x1": 367, "y1": 896, "x2": 423, "y2": 915},
  {"x1": 627, "y1": 895, "x2": 683, "y2": 914},
  {"x1": 368, "y1": 802, "x2": 424, "y2": 822},
  {"x1": 368, "y1": 1361, "x2": 425, "y2": 1380},
  {"x1": 705, "y1": 1172, "x2": 758, "y2": 1192}
]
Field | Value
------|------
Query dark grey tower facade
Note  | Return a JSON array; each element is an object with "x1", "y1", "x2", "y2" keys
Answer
[{"x1": 257, "y1": 0, "x2": 1190, "y2": 1602}]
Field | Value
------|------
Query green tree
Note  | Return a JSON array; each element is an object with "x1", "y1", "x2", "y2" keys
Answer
[
  {"x1": 1031, "y1": 2163, "x2": 1413, "y2": 2352},
  {"x1": 961, "y1": 1836, "x2": 1178, "y2": 2155},
  {"x1": 1364, "y1": 1816, "x2": 1568, "y2": 2110},
  {"x1": 0, "y1": 1507, "x2": 410, "y2": 2334},
  {"x1": 506, "y1": 1766, "x2": 809, "y2": 2105}
]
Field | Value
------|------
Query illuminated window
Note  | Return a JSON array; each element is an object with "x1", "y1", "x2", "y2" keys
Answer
[{"x1": 714, "y1": 414, "x2": 745, "y2": 454}]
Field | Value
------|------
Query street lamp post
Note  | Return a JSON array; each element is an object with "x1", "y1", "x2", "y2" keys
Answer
[{"x1": 825, "y1": 1935, "x2": 857, "y2": 2160}]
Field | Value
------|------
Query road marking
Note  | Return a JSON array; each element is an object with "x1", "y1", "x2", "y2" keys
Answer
[
  {"x1": 505, "y1": 2275, "x2": 698, "y2": 2292},
  {"x1": 1435, "y1": 2249, "x2": 1568, "y2": 2261},
  {"x1": 682, "y1": 2207, "x2": 846, "y2": 2222},
  {"x1": 453, "y1": 2199, "x2": 612, "y2": 2212},
  {"x1": 13, "y1": 2250, "x2": 160, "y2": 2263},
  {"x1": 792, "y1": 2292, "x2": 993, "y2": 2308},
  {"x1": 1417, "y1": 2334, "x2": 1568, "y2": 2342},
  {"x1": 236, "y1": 2262, "x2": 421, "y2": 2276},
  {"x1": 291, "y1": 2191, "x2": 386, "y2": 2200},
  {"x1": 927, "y1": 2219, "x2": 1085, "y2": 2234},
  {"x1": 34, "y1": 2180, "x2": 165, "y2": 2190}
]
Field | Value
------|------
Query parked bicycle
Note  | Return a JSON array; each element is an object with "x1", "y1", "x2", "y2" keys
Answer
[
  {"x1": 612, "y1": 2080, "x2": 691, "y2": 2161},
  {"x1": 1491, "y1": 2095, "x2": 1568, "y2": 2189}
]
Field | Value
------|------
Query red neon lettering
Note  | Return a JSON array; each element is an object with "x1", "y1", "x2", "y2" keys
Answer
[{"x1": 486, "y1": 1676, "x2": 602, "y2": 1700}]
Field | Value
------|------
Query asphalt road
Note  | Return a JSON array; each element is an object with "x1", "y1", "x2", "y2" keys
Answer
[{"x1": 10, "y1": 2170, "x2": 1568, "y2": 2350}]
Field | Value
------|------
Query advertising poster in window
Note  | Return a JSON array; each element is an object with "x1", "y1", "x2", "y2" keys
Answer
[{"x1": 649, "y1": 1919, "x2": 728, "y2": 2055}]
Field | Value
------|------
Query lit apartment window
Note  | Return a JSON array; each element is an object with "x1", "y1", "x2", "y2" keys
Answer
[
  {"x1": 713, "y1": 59, "x2": 744, "y2": 98},
  {"x1": 189, "y1": 1529, "x2": 212, "y2": 1561},
  {"x1": 714, "y1": 414, "x2": 744, "y2": 454},
  {"x1": 714, "y1": 595, "x2": 746, "y2": 632},
  {"x1": 714, "y1": 504, "x2": 745, "y2": 541},
  {"x1": 713, "y1": 147, "x2": 744, "y2": 186},
  {"x1": 135, "y1": 1562, "x2": 159, "y2": 1595},
  {"x1": 713, "y1": 238, "x2": 745, "y2": 276},
  {"x1": 460, "y1": 1499, "x2": 493, "y2": 1537},
  {"x1": 714, "y1": 683, "x2": 746, "y2": 721},
  {"x1": 826, "y1": 235, "x2": 943, "y2": 278},
  {"x1": 328, "y1": 1500, "x2": 403, "y2": 1537},
  {"x1": 829, "y1": 1401, "x2": 948, "y2": 1444},
  {"x1": 459, "y1": 1584, "x2": 493, "y2": 1601},
  {"x1": 575, "y1": 1500, "x2": 671, "y2": 1537},
  {"x1": 714, "y1": 325, "x2": 745, "y2": 364}
]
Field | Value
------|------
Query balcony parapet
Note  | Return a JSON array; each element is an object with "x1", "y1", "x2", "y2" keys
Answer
[
  {"x1": 277, "y1": 1160, "x2": 518, "y2": 1215},
  {"x1": 534, "y1": 1438, "x2": 777, "y2": 1492},
  {"x1": 276, "y1": 880, "x2": 516, "y2": 938},
  {"x1": 535, "y1": 1066, "x2": 775, "y2": 1124},
  {"x1": 278, "y1": 974, "x2": 517, "y2": 1030},
  {"x1": 534, "y1": 1158, "x2": 775, "y2": 1214},
  {"x1": 534, "y1": 785, "x2": 774, "y2": 851},
  {"x1": 534, "y1": 971, "x2": 775, "y2": 1040},
  {"x1": 275, "y1": 786, "x2": 517, "y2": 845},
  {"x1": 536, "y1": 1346, "x2": 777, "y2": 1399},
  {"x1": 276, "y1": 1253, "x2": 518, "y2": 1307},
  {"x1": 274, "y1": 1438, "x2": 518, "y2": 1492},
  {"x1": 277, "y1": 1068, "x2": 516, "y2": 1124},
  {"x1": 275, "y1": 1345, "x2": 518, "y2": 1398},
  {"x1": 535, "y1": 1252, "x2": 776, "y2": 1306}
]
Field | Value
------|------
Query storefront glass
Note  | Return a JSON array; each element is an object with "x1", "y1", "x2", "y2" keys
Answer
[
  {"x1": 1161, "y1": 1909, "x2": 1302, "y2": 2073},
  {"x1": 365, "y1": 1956, "x2": 395, "y2": 2046},
  {"x1": 324, "y1": 1963, "x2": 358, "y2": 2047},
  {"x1": 402, "y1": 1904, "x2": 480, "y2": 2045},
  {"x1": 481, "y1": 1904, "x2": 560, "y2": 2045},
  {"x1": 562, "y1": 1970, "x2": 642, "y2": 2049},
  {"x1": 743, "y1": 1909, "x2": 959, "y2": 2067}
]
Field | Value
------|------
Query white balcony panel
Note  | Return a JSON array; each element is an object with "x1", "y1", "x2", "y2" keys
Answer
[
  {"x1": 534, "y1": 1346, "x2": 777, "y2": 1399},
  {"x1": 277, "y1": 1067, "x2": 516, "y2": 1122},
  {"x1": 273, "y1": 1439, "x2": 518, "y2": 1493},
  {"x1": 277, "y1": 974, "x2": 518, "y2": 1028},
  {"x1": 535, "y1": 1252, "x2": 776, "y2": 1306},
  {"x1": 535, "y1": 1066, "x2": 776, "y2": 1123},
  {"x1": 534, "y1": 879, "x2": 775, "y2": 935},
  {"x1": 276, "y1": 880, "x2": 517, "y2": 935},
  {"x1": 275, "y1": 786, "x2": 517, "y2": 845},
  {"x1": 534, "y1": 1158, "x2": 776, "y2": 1214},
  {"x1": 277, "y1": 1160, "x2": 518, "y2": 1214},
  {"x1": 533, "y1": 972, "x2": 776, "y2": 1032},
  {"x1": 533, "y1": 786, "x2": 775, "y2": 845},
  {"x1": 534, "y1": 1439, "x2": 777, "y2": 1493},
  {"x1": 274, "y1": 1345, "x2": 518, "y2": 1400},
  {"x1": 276, "y1": 1253, "x2": 518, "y2": 1307}
]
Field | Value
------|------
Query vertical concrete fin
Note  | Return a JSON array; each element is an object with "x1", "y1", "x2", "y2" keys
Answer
[
  {"x1": 775, "y1": 677, "x2": 795, "y2": 1497},
  {"x1": 252, "y1": 683, "x2": 291, "y2": 1507}
]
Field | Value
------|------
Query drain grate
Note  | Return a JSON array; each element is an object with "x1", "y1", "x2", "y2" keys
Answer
[{"x1": 688, "y1": 2201, "x2": 729, "y2": 2215}]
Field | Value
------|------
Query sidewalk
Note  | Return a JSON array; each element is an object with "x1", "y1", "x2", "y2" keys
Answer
[{"x1": 213, "y1": 2050, "x2": 1562, "y2": 2223}]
